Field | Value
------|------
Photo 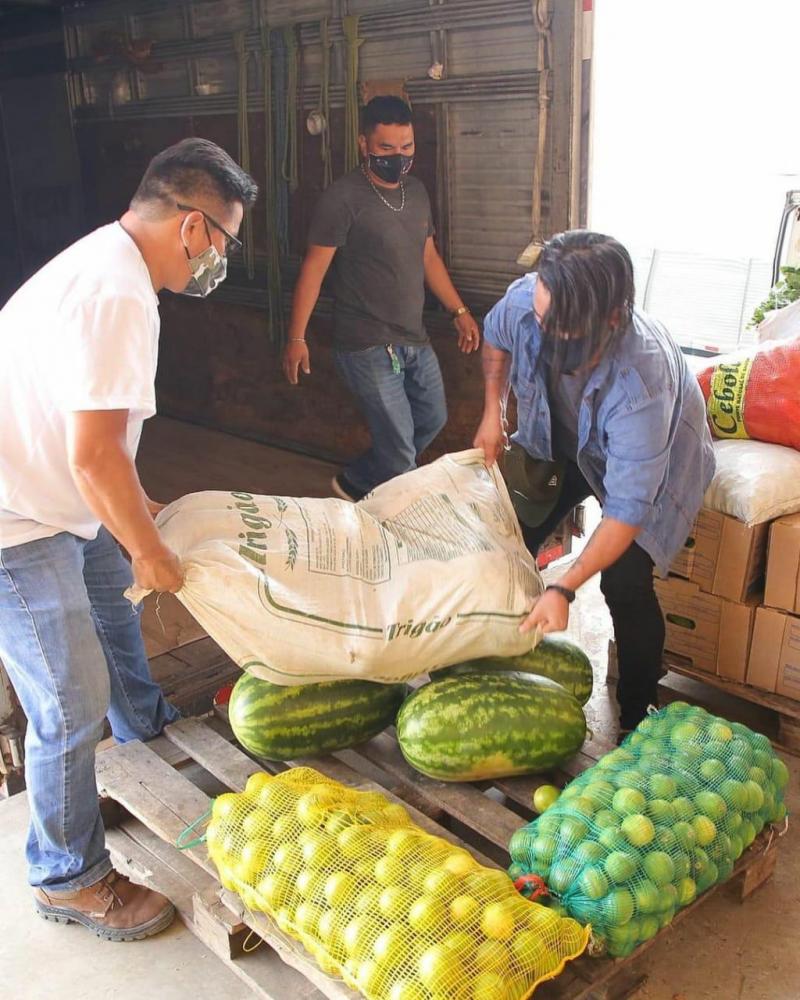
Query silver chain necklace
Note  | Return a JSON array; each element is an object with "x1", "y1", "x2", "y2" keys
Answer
[{"x1": 362, "y1": 165, "x2": 405, "y2": 212}]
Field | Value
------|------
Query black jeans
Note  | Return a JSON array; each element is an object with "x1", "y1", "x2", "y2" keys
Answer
[{"x1": 521, "y1": 461, "x2": 665, "y2": 730}]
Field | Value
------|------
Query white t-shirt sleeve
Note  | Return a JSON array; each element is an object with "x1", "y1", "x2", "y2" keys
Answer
[{"x1": 55, "y1": 294, "x2": 158, "y2": 416}]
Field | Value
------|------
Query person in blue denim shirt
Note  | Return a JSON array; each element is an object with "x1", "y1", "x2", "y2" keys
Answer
[{"x1": 474, "y1": 231, "x2": 715, "y2": 736}]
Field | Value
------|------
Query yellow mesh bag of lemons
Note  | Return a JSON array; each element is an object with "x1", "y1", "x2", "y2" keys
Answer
[{"x1": 204, "y1": 767, "x2": 589, "y2": 999}]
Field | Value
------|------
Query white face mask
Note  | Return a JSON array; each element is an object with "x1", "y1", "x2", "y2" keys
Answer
[{"x1": 180, "y1": 219, "x2": 228, "y2": 297}]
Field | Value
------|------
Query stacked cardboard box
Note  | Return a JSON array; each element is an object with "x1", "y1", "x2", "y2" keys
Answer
[
  {"x1": 747, "y1": 514, "x2": 800, "y2": 700},
  {"x1": 655, "y1": 509, "x2": 767, "y2": 681}
]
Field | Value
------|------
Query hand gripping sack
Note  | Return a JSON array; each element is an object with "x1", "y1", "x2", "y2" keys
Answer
[
  {"x1": 509, "y1": 703, "x2": 789, "y2": 957},
  {"x1": 130, "y1": 450, "x2": 543, "y2": 684}
]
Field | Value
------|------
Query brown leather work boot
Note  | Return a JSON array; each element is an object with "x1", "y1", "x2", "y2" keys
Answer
[{"x1": 33, "y1": 870, "x2": 175, "y2": 941}]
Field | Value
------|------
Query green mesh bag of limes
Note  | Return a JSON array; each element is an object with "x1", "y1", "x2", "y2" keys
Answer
[
  {"x1": 202, "y1": 766, "x2": 589, "y2": 999},
  {"x1": 508, "y1": 702, "x2": 789, "y2": 957}
]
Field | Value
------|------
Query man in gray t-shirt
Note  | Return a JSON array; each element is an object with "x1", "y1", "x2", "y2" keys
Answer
[{"x1": 282, "y1": 96, "x2": 480, "y2": 501}]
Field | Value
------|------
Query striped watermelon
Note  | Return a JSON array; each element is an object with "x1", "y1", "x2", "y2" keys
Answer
[
  {"x1": 433, "y1": 637, "x2": 593, "y2": 705},
  {"x1": 229, "y1": 671, "x2": 407, "y2": 761},
  {"x1": 396, "y1": 672, "x2": 586, "y2": 781}
]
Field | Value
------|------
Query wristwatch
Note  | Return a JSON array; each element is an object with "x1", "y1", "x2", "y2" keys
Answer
[
  {"x1": 545, "y1": 584, "x2": 576, "y2": 603},
  {"x1": 451, "y1": 305, "x2": 470, "y2": 319}
]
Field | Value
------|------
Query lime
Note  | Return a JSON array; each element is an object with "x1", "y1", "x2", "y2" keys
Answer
[
  {"x1": 672, "y1": 797, "x2": 695, "y2": 822},
  {"x1": 658, "y1": 907, "x2": 676, "y2": 929},
  {"x1": 634, "y1": 878, "x2": 661, "y2": 914},
  {"x1": 691, "y1": 815, "x2": 716, "y2": 846},
  {"x1": 743, "y1": 781, "x2": 765, "y2": 812},
  {"x1": 533, "y1": 834, "x2": 558, "y2": 863},
  {"x1": 598, "y1": 825, "x2": 625, "y2": 851},
  {"x1": 658, "y1": 883, "x2": 679, "y2": 911},
  {"x1": 613, "y1": 769, "x2": 647, "y2": 791},
  {"x1": 724, "y1": 809, "x2": 743, "y2": 833},
  {"x1": 748, "y1": 765, "x2": 768, "y2": 786},
  {"x1": 533, "y1": 784, "x2": 562, "y2": 813},
  {"x1": 605, "y1": 850, "x2": 638, "y2": 883},
  {"x1": 575, "y1": 839, "x2": 606, "y2": 864},
  {"x1": 771, "y1": 757, "x2": 790, "y2": 791},
  {"x1": 670, "y1": 722, "x2": 702, "y2": 746},
  {"x1": 672, "y1": 820, "x2": 696, "y2": 851},
  {"x1": 648, "y1": 799, "x2": 675, "y2": 824},
  {"x1": 647, "y1": 772, "x2": 678, "y2": 799},
  {"x1": 639, "y1": 914, "x2": 660, "y2": 941},
  {"x1": 594, "y1": 808, "x2": 620, "y2": 829},
  {"x1": 578, "y1": 866, "x2": 609, "y2": 900},
  {"x1": 643, "y1": 851, "x2": 675, "y2": 886},
  {"x1": 729, "y1": 833, "x2": 744, "y2": 859},
  {"x1": 673, "y1": 855, "x2": 691, "y2": 880},
  {"x1": 699, "y1": 758, "x2": 727, "y2": 783},
  {"x1": 707, "y1": 721, "x2": 733, "y2": 742},
  {"x1": 559, "y1": 816, "x2": 589, "y2": 842},
  {"x1": 740, "y1": 819, "x2": 757, "y2": 848},
  {"x1": 719, "y1": 778, "x2": 748, "y2": 811},
  {"x1": 695, "y1": 791, "x2": 727, "y2": 821},
  {"x1": 717, "y1": 857, "x2": 734, "y2": 882},
  {"x1": 656, "y1": 828, "x2": 678, "y2": 852},
  {"x1": 675, "y1": 876, "x2": 696, "y2": 906},
  {"x1": 537, "y1": 813, "x2": 561, "y2": 836},
  {"x1": 603, "y1": 887, "x2": 635, "y2": 926},
  {"x1": 621, "y1": 813, "x2": 656, "y2": 847},
  {"x1": 511, "y1": 928, "x2": 547, "y2": 966},
  {"x1": 548, "y1": 859, "x2": 576, "y2": 894},
  {"x1": 581, "y1": 780, "x2": 616, "y2": 807},
  {"x1": 613, "y1": 788, "x2": 647, "y2": 816},
  {"x1": 571, "y1": 795, "x2": 598, "y2": 817}
]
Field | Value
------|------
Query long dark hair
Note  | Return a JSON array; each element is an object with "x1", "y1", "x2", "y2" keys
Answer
[{"x1": 536, "y1": 230, "x2": 635, "y2": 381}]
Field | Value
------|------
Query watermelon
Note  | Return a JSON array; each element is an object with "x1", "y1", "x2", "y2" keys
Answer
[
  {"x1": 396, "y1": 672, "x2": 587, "y2": 781},
  {"x1": 433, "y1": 637, "x2": 593, "y2": 705},
  {"x1": 229, "y1": 671, "x2": 407, "y2": 761}
]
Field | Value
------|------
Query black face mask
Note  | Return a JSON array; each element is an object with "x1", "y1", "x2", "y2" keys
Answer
[
  {"x1": 367, "y1": 153, "x2": 414, "y2": 184},
  {"x1": 540, "y1": 333, "x2": 588, "y2": 374}
]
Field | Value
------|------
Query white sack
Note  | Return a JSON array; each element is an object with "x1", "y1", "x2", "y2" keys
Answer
[
  {"x1": 132, "y1": 450, "x2": 543, "y2": 684},
  {"x1": 703, "y1": 439, "x2": 800, "y2": 524}
]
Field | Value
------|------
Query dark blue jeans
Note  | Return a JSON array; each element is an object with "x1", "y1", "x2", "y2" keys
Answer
[{"x1": 334, "y1": 343, "x2": 447, "y2": 494}]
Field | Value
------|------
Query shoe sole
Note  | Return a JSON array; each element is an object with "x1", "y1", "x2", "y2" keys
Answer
[
  {"x1": 35, "y1": 899, "x2": 176, "y2": 942},
  {"x1": 330, "y1": 475, "x2": 357, "y2": 502}
]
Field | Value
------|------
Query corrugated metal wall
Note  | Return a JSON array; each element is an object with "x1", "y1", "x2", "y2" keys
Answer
[{"x1": 57, "y1": 0, "x2": 587, "y2": 460}]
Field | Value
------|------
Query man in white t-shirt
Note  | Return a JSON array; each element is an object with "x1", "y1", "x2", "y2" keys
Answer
[{"x1": 0, "y1": 138, "x2": 257, "y2": 941}]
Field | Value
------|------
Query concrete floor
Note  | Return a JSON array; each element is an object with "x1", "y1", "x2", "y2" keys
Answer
[{"x1": 1, "y1": 449, "x2": 797, "y2": 999}]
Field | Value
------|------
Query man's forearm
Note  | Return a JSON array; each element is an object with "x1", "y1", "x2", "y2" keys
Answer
[
  {"x1": 557, "y1": 517, "x2": 641, "y2": 591},
  {"x1": 287, "y1": 269, "x2": 324, "y2": 340},
  {"x1": 70, "y1": 444, "x2": 163, "y2": 559},
  {"x1": 423, "y1": 248, "x2": 465, "y2": 313}
]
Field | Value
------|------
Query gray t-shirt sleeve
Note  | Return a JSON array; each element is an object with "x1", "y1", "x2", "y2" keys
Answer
[{"x1": 307, "y1": 188, "x2": 353, "y2": 247}]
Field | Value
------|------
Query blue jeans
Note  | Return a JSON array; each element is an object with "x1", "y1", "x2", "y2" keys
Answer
[
  {"x1": 0, "y1": 527, "x2": 179, "y2": 889},
  {"x1": 334, "y1": 343, "x2": 448, "y2": 494}
]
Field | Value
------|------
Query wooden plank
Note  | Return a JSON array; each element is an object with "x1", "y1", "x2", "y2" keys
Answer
[
  {"x1": 664, "y1": 655, "x2": 800, "y2": 720},
  {"x1": 96, "y1": 740, "x2": 358, "y2": 1000},
  {"x1": 106, "y1": 822, "x2": 322, "y2": 999},
  {"x1": 355, "y1": 731, "x2": 525, "y2": 850},
  {"x1": 163, "y1": 717, "x2": 500, "y2": 869}
]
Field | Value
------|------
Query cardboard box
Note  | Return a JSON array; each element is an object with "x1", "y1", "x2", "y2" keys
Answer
[
  {"x1": 764, "y1": 513, "x2": 800, "y2": 615},
  {"x1": 670, "y1": 508, "x2": 767, "y2": 603},
  {"x1": 654, "y1": 576, "x2": 758, "y2": 680},
  {"x1": 746, "y1": 607, "x2": 800, "y2": 700}
]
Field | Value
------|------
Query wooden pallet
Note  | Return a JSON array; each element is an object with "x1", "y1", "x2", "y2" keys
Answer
[
  {"x1": 96, "y1": 717, "x2": 779, "y2": 1000},
  {"x1": 607, "y1": 641, "x2": 800, "y2": 754}
]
